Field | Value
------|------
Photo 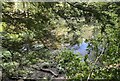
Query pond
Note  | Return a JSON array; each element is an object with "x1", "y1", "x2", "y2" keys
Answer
[
  {"x1": 71, "y1": 38, "x2": 89, "y2": 56},
  {"x1": 70, "y1": 38, "x2": 97, "y2": 63}
]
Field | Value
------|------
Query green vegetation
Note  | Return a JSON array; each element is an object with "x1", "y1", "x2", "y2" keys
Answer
[{"x1": 1, "y1": 2, "x2": 120, "y2": 81}]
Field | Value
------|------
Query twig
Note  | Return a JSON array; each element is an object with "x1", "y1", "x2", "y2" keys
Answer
[{"x1": 87, "y1": 43, "x2": 108, "y2": 81}]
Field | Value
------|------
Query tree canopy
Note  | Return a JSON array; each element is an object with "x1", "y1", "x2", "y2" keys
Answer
[{"x1": 1, "y1": 2, "x2": 120, "y2": 81}]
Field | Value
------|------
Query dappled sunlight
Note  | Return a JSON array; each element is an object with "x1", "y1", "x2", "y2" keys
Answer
[{"x1": 1, "y1": 2, "x2": 120, "y2": 81}]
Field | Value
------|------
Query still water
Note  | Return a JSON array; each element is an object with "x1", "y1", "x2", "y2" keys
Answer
[{"x1": 71, "y1": 39, "x2": 89, "y2": 56}]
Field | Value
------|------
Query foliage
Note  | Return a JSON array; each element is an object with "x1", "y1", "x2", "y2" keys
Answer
[
  {"x1": 1, "y1": 2, "x2": 120, "y2": 80},
  {"x1": 55, "y1": 50, "x2": 90, "y2": 80}
]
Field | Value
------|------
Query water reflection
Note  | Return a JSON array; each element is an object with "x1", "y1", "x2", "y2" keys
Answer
[
  {"x1": 71, "y1": 38, "x2": 88, "y2": 56},
  {"x1": 71, "y1": 39, "x2": 102, "y2": 66}
]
